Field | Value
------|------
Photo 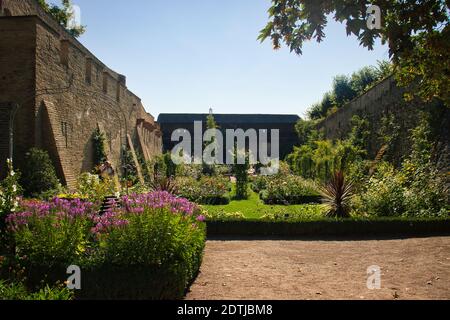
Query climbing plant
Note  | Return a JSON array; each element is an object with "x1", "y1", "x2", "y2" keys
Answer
[{"x1": 92, "y1": 128, "x2": 107, "y2": 167}]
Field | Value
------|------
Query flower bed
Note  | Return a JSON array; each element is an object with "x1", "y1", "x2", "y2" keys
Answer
[
  {"x1": 176, "y1": 176, "x2": 231, "y2": 205},
  {"x1": 255, "y1": 175, "x2": 321, "y2": 205},
  {"x1": 6, "y1": 192, "x2": 206, "y2": 300}
]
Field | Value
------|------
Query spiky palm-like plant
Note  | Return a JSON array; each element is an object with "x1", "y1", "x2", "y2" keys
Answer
[
  {"x1": 321, "y1": 171, "x2": 353, "y2": 218},
  {"x1": 148, "y1": 171, "x2": 178, "y2": 194}
]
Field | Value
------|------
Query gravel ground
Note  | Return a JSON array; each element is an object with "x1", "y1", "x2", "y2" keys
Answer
[{"x1": 186, "y1": 236, "x2": 450, "y2": 300}]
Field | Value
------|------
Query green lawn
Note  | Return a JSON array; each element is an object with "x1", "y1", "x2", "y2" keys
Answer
[{"x1": 203, "y1": 189, "x2": 326, "y2": 220}]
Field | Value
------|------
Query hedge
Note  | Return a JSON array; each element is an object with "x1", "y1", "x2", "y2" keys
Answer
[
  {"x1": 23, "y1": 253, "x2": 204, "y2": 300},
  {"x1": 206, "y1": 218, "x2": 450, "y2": 237},
  {"x1": 259, "y1": 193, "x2": 322, "y2": 205}
]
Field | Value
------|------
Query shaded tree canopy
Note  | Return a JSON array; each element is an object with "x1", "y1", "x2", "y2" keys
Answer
[
  {"x1": 259, "y1": 0, "x2": 449, "y2": 106},
  {"x1": 38, "y1": 0, "x2": 85, "y2": 37}
]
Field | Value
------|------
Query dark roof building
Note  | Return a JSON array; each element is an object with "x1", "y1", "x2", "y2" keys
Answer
[{"x1": 157, "y1": 113, "x2": 301, "y2": 161}]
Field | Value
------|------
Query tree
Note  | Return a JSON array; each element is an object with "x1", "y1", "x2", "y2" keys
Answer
[
  {"x1": 202, "y1": 113, "x2": 219, "y2": 175},
  {"x1": 21, "y1": 148, "x2": 60, "y2": 198},
  {"x1": 233, "y1": 148, "x2": 250, "y2": 200},
  {"x1": 38, "y1": 0, "x2": 86, "y2": 37},
  {"x1": 332, "y1": 75, "x2": 357, "y2": 106},
  {"x1": 350, "y1": 66, "x2": 378, "y2": 93},
  {"x1": 306, "y1": 61, "x2": 395, "y2": 120},
  {"x1": 259, "y1": 0, "x2": 449, "y2": 106}
]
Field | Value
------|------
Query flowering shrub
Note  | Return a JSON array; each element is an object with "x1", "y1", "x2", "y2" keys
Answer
[
  {"x1": 6, "y1": 191, "x2": 206, "y2": 299},
  {"x1": 353, "y1": 162, "x2": 449, "y2": 217},
  {"x1": 176, "y1": 176, "x2": 231, "y2": 204},
  {"x1": 1, "y1": 159, "x2": 22, "y2": 251},
  {"x1": 0, "y1": 159, "x2": 21, "y2": 217},
  {"x1": 258, "y1": 175, "x2": 321, "y2": 205},
  {"x1": 7, "y1": 198, "x2": 97, "y2": 266}
]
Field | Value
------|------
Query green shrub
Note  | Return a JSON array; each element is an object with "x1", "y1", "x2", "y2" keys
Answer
[
  {"x1": 176, "y1": 175, "x2": 231, "y2": 205},
  {"x1": 259, "y1": 175, "x2": 321, "y2": 205},
  {"x1": 353, "y1": 163, "x2": 406, "y2": 217},
  {"x1": 92, "y1": 206, "x2": 205, "y2": 299},
  {"x1": 353, "y1": 162, "x2": 449, "y2": 217},
  {"x1": 92, "y1": 128, "x2": 107, "y2": 167},
  {"x1": 0, "y1": 280, "x2": 73, "y2": 300},
  {"x1": 8, "y1": 192, "x2": 206, "y2": 300},
  {"x1": 251, "y1": 175, "x2": 269, "y2": 193},
  {"x1": 76, "y1": 172, "x2": 117, "y2": 203},
  {"x1": 10, "y1": 198, "x2": 97, "y2": 267},
  {"x1": 203, "y1": 210, "x2": 246, "y2": 221},
  {"x1": 20, "y1": 148, "x2": 60, "y2": 198}
]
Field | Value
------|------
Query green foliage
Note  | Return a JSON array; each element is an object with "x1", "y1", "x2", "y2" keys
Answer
[
  {"x1": 320, "y1": 171, "x2": 354, "y2": 218},
  {"x1": 148, "y1": 173, "x2": 178, "y2": 194},
  {"x1": 99, "y1": 208, "x2": 205, "y2": 269},
  {"x1": 203, "y1": 113, "x2": 219, "y2": 176},
  {"x1": 12, "y1": 205, "x2": 94, "y2": 268},
  {"x1": 38, "y1": 0, "x2": 86, "y2": 37},
  {"x1": 353, "y1": 162, "x2": 408, "y2": 217},
  {"x1": 259, "y1": 175, "x2": 321, "y2": 205},
  {"x1": 9, "y1": 194, "x2": 206, "y2": 299},
  {"x1": 306, "y1": 62, "x2": 390, "y2": 120},
  {"x1": 176, "y1": 176, "x2": 231, "y2": 205},
  {"x1": 348, "y1": 115, "x2": 370, "y2": 152},
  {"x1": 77, "y1": 173, "x2": 117, "y2": 203},
  {"x1": 121, "y1": 148, "x2": 139, "y2": 186},
  {"x1": 233, "y1": 151, "x2": 250, "y2": 200},
  {"x1": 144, "y1": 153, "x2": 178, "y2": 181},
  {"x1": 289, "y1": 114, "x2": 368, "y2": 182},
  {"x1": 354, "y1": 116, "x2": 449, "y2": 217},
  {"x1": 92, "y1": 128, "x2": 107, "y2": 167},
  {"x1": 259, "y1": 1, "x2": 449, "y2": 107},
  {"x1": 288, "y1": 139, "x2": 365, "y2": 182},
  {"x1": 1, "y1": 159, "x2": 21, "y2": 220},
  {"x1": 294, "y1": 119, "x2": 321, "y2": 146},
  {"x1": 0, "y1": 280, "x2": 73, "y2": 300},
  {"x1": 20, "y1": 148, "x2": 60, "y2": 198},
  {"x1": 0, "y1": 159, "x2": 22, "y2": 252},
  {"x1": 203, "y1": 210, "x2": 246, "y2": 221}
]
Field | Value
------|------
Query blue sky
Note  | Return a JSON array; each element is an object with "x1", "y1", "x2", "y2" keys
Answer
[{"x1": 52, "y1": 0, "x2": 389, "y2": 118}]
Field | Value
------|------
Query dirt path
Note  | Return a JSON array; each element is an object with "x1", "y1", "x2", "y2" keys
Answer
[{"x1": 186, "y1": 236, "x2": 450, "y2": 300}]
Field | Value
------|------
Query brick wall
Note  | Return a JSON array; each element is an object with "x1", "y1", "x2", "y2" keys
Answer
[
  {"x1": 0, "y1": 0, "x2": 162, "y2": 187},
  {"x1": 0, "y1": 17, "x2": 36, "y2": 177}
]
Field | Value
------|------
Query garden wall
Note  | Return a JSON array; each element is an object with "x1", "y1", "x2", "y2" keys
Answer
[
  {"x1": 0, "y1": 0, "x2": 163, "y2": 185},
  {"x1": 317, "y1": 77, "x2": 450, "y2": 168}
]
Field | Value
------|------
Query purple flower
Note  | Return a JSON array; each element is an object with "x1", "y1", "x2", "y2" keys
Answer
[{"x1": 196, "y1": 215, "x2": 206, "y2": 222}]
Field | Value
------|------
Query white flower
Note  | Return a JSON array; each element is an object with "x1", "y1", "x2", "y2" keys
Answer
[
  {"x1": 10, "y1": 170, "x2": 15, "y2": 177},
  {"x1": 12, "y1": 185, "x2": 17, "y2": 193}
]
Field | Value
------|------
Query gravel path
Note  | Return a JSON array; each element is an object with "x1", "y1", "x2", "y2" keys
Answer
[{"x1": 186, "y1": 236, "x2": 450, "y2": 300}]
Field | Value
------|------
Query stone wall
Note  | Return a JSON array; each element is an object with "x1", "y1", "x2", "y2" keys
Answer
[
  {"x1": 0, "y1": 0, "x2": 162, "y2": 186},
  {"x1": 317, "y1": 76, "x2": 450, "y2": 167}
]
